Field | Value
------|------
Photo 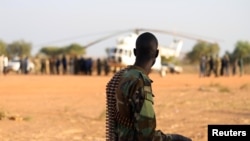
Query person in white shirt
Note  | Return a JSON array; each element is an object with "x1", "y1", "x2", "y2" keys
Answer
[
  {"x1": 0, "y1": 54, "x2": 4, "y2": 74},
  {"x1": 3, "y1": 55, "x2": 8, "y2": 75}
]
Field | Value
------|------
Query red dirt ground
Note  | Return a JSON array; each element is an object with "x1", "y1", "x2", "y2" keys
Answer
[{"x1": 0, "y1": 73, "x2": 250, "y2": 141}]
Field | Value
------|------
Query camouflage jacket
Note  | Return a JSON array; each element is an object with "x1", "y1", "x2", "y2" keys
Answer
[{"x1": 114, "y1": 65, "x2": 169, "y2": 141}]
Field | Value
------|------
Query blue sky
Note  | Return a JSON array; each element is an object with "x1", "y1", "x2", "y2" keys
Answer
[{"x1": 0, "y1": 0, "x2": 249, "y2": 58}]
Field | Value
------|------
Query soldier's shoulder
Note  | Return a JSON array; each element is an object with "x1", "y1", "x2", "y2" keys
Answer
[
  {"x1": 122, "y1": 67, "x2": 146, "y2": 80},
  {"x1": 125, "y1": 68, "x2": 151, "y2": 84}
]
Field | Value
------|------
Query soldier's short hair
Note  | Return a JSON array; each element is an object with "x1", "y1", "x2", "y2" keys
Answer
[{"x1": 135, "y1": 32, "x2": 158, "y2": 60}]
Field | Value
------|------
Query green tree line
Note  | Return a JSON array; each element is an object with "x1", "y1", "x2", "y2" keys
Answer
[
  {"x1": 1, "y1": 39, "x2": 249, "y2": 63},
  {"x1": 0, "y1": 40, "x2": 31, "y2": 58},
  {"x1": 0, "y1": 40, "x2": 86, "y2": 58},
  {"x1": 39, "y1": 43, "x2": 85, "y2": 56},
  {"x1": 185, "y1": 40, "x2": 250, "y2": 63}
]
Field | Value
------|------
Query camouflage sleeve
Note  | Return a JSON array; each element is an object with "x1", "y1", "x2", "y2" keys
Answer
[{"x1": 128, "y1": 78, "x2": 171, "y2": 141}]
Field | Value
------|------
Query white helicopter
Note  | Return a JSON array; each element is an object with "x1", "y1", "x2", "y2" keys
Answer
[
  {"x1": 83, "y1": 28, "x2": 218, "y2": 76},
  {"x1": 105, "y1": 33, "x2": 183, "y2": 75}
]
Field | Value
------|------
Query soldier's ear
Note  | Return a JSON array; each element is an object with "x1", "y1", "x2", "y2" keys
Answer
[
  {"x1": 133, "y1": 48, "x2": 136, "y2": 56},
  {"x1": 155, "y1": 50, "x2": 159, "y2": 58}
]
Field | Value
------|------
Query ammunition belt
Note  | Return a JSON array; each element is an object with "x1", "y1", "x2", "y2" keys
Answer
[
  {"x1": 114, "y1": 108, "x2": 134, "y2": 129},
  {"x1": 106, "y1": 68, "x2": 127, "y2": 141}
]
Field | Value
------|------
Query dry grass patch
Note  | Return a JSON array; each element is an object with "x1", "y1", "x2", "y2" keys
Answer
[{"x1": 239, "y1": 83, "x2": 250, "y2": 90}]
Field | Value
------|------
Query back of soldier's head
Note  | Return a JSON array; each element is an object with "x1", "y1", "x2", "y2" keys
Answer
[{"x1": 135, "y1": 32, "x2": 158, "y2": 61}]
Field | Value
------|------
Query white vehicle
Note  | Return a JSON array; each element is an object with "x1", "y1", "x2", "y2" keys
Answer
[
  {"x1": 162, "y1": 63, "x2": 183, "y2": 74},
  {"x1": 7, "y1": 57, "x2": 35, "y2": 74},
  {"x1": 7, "y1": 59, "x2": 21, "y2": 72}
]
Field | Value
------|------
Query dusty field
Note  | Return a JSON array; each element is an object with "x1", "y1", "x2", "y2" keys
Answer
[{"x1": 0, "y1": 72, "x2": 250, "y2": 141}]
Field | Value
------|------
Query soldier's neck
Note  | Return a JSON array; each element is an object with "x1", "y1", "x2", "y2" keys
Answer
[{"x1": 134, "y1": 62, "x2": 151, "y2": 75}]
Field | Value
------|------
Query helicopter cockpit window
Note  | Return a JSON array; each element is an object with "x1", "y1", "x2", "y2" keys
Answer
[
  {"x1": 124, "y1": 50, "x2": 127, "y2": 55},
  {"x1": 118, "y1": 40, "x2": 124, "y2": 45},
  {"x1": 119, "y1": 49, "x2": 123, "y2": 54},
  {"x1": 118, "y1": 57, "x2": 122, "y2": 63}
]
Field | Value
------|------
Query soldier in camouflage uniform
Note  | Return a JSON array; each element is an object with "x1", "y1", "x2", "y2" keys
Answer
[
  {"x1": 106, "y1": 32, "x2": 192, "y2": 141},
  {"x1": 214, "y1": 54, "x2": 221, "y2": 77}
]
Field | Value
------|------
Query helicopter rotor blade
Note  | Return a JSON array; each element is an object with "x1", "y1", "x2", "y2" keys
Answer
[
  {"x1": 135, "y1": 28, "x2": 222, "y2": 44},
  {"x1": 83, "y1": 29, "x2": 133, "y2": 48},
  {"x1": 81, "y1": 27, "x2": 222, "y2": 49}
]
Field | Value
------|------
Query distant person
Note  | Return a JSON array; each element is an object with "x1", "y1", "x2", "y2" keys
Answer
[
  {"x1": 73, "y1": 55, "x2": 79, "y2": 75},
  {"x1": 3, "y1": 55, "x2": 8, "y2": 75},
  {"x1": 232, "y1": 58, "x2": 238, "y2": 76},
  {"x1": 79, "y1": 56, "x2": 86, "y2": 74},
  {"x1": 220, "y1": 56, "x2": 225, "y2": 76},
  {"x1": 214, "y1": 54, "x2": 221, "y2": 77},
  {"x1": 19, "y1": 56, "x2": 25, "y2": 74},
  {"x1": 103, "y1": 59, "x2": 110, "y2": 76},
  {"x1": 207, "y1": 55, "x2": 214, "y2": 77},
  {"x1": 106, "y1": 32, "x2": 192, "y2": 141},
  {"x1": 199, "y1": 54, "x2": 206, "y2": 77},
  {"x1": 23, "y1": 56, "x2": 29, "y2": 74},
  {"x1": 205, "y1": 55, "x2": 210, "y2": 76},
  {"x1": 62, "y1": 54, "x2": 67, "y2": 74},
  {"x1": 69, "y1": 56, "x2": 75, "y2": 75},
  {"x1": 33, "y1": 55, "x2": 41, "y2": 75},
  {"x1": 55, "y1": 56, "x2": 61, "y2": 75},
  {"x1": 86, "y1": 57, "x2": 93, "y2": 75},
  {"x1": 49, "y1": 56, "x2": 56, "y2": 75},
  {"x1": 96, "y1": 58, "x2": 102, "y2": 76},
  {"x1": 222, "y1": 55, "x2": 230, "y2": 76},
  {"x1": 40, "y1": 58, "x2": 46, "y2": 74},
  {"x1": 45, "y1": 58, "x2": 50, "y2": 74},
  {"x1": 0, "y1": 54, "x2": 4, "y2": 75},
  {"x1": 238, "y1": 57, "x2": 244, "y2": 76}
]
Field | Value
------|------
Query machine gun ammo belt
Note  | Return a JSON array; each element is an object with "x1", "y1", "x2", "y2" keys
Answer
[
  {"x1": 106, "y1": 68, "x2": 129, "y2": 141},
  {"x1": 114, "y1": 108, "x2": 134, "y2": 129}
]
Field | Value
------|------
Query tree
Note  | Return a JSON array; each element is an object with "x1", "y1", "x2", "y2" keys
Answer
[
  {"x1": 208, "y1": 43, "x2": 220, "y2": 55},
  {"x1": 6, "y1": 40, "x2": 32, "y2": 58},
  {"x1": 232, "y1": 41, "x2": 250, "y2": 58},
  {"x1": 39, "y1": 46, "x2": 63, "y2": 56},
  {"x1": 64, "y1": 43, "x2": 85, "y2": 55},
  {"x1": 186, "y1": 41, "x2": 220, "y2": 63},
  {"x1": 161, "y1": 56, "x2": 179, "y2": 64},
  {"x1": 39, "y1": 43, "x2": 85, "y2": 56},
  {"x1": 0, "y1": 40, "x2": 7, "y2": 55}
]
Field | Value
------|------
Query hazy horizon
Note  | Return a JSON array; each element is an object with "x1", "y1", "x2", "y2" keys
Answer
[{"x1": 0, "y1": 0, "x2": 249, "y2": 58}]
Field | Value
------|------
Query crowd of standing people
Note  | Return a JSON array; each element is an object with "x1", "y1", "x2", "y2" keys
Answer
[
  {"x1": 199, "y1": 54, "x2": 245, "y2": 77},
  {"x1": 33, "y1": 55, "x2": 112, "y2": 76},
  {"x1": 1, "y1": 53, "x2": 247, "y2": 77},
  {"x1": 0, "y1": 54, "x2": 112, "y2": 76}
]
